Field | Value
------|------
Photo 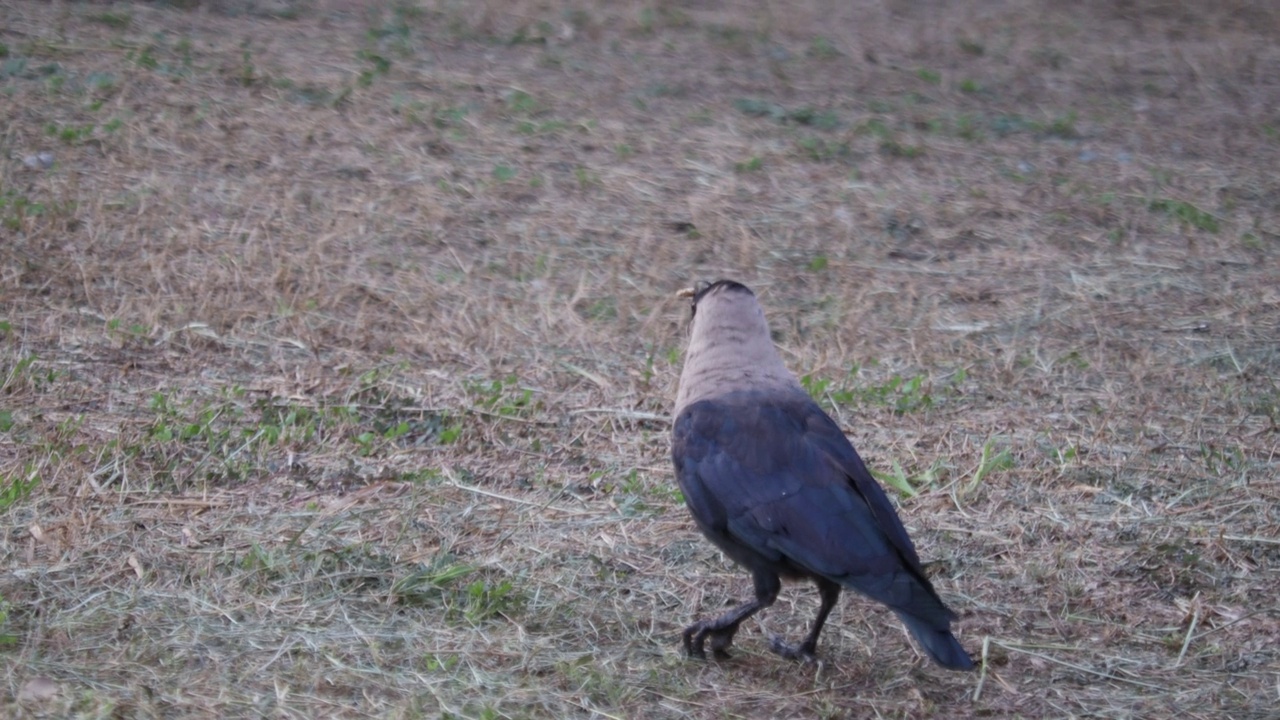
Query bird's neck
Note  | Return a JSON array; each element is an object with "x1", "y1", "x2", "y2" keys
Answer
[{"x1": 675, "y1": 328, "x2": 799, "y2": 412}]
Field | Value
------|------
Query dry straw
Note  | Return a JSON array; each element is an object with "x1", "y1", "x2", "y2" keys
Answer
[{"x1": 1, "y1": 0, "x2": 1277, "y2": 717}]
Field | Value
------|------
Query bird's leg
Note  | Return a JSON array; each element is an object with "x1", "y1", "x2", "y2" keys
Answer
[
  {"x1": 682, "y1": 604, "x2": 751, "y2": 659},
  {"x1": 770, "y1": 577, "x2": 841, "y2": 662},
  {"x1": 684, "y1": 571, "x2": 779, "y2": 659}
]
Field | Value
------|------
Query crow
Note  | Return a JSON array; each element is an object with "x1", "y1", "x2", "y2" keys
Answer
[{"x1": 671, "y1": 279, "x2": 973, "y2": 670}]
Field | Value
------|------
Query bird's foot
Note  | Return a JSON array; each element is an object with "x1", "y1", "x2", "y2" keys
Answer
[
  {"x1": 769, "y1": 636, "x2": 818, "y2": 663},
  {"x1": 683, "y1": 620, "x2": 740, "y2": 660}
]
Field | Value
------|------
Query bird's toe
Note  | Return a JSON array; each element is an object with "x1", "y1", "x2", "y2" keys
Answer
[
  {"x1": 682, "y1": 625, "x2": 707, "y2": 659},
  {"x1": 683, "y1": 620, "x2": 741, "y2": 660},
  {"x1": 708, "y1": 627, "x2": 737, "y2": 658},
  {"x1": 769, "y1": 636, "x2": 818, "y2": 663}
]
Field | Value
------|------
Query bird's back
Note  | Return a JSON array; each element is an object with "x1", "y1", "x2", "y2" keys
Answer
[{"x1": 673, "y1": 391, "x2": 956, "y2": 626}]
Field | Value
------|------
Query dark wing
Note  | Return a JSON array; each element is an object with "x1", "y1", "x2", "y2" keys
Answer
[{"x1": 672, "y1": 390, "x2": 952, "y2": 621}]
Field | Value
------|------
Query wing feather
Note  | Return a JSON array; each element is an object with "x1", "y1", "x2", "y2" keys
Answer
[{"x1": 672, "y1": 391, "x2": 953, "y2": 620}]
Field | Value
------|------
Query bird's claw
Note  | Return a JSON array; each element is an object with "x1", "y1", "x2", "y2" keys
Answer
[
  {"x1": 769, "y1": 636, "x2": 818, "y2": 663},
  {"x1": 683, "y1": 621, "x2": 739, "y2": 660}
]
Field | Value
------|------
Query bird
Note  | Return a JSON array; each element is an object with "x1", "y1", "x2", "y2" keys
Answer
[{"x1": 670, "y1": 279, "x2": 973, "y2": 670}]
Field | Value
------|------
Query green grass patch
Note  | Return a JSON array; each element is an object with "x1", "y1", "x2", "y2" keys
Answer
[{"x1": 1149, "y1": 198, "x2": 1221, "y2": 233}]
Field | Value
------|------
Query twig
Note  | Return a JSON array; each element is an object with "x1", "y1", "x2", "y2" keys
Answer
[
  {"x1": 125, "y1": 498, "x2": 231, "y2": 508},
  {"x1": 1190, "y1": 608, "x2": 1273, "y2": 643},
  {"x1": 992, "y1": 641, "x2": 1165, "y2": 690},
  {"x1": 560, "y1": 362, "x2": 612, "y2": 390},
  {"x1": 444, "y1": 468, "x2": 590, "y2": 516},
  {"x1": 972, "y1": 635, "x2": 990, "y2": 701},
  {"x1": 569, "y1": 408, "x2": 670, "y2": 422},
  {"x1": 1172, "y1": 601, "x2": 1200, "y2": 668},
  {"x1": 1221, "y1": 535, "x2": 1280, "y2": 546},
  {"x1": 468, "y1": 407, "x2": 559, "y2": 426}
]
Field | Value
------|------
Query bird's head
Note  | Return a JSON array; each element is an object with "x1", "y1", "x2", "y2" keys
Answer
[
  {"x1": 672, "y1": 279, "x2": 798, "y2": 409},
  {"x1": 676, "y1": 279, "x2": 771, "y2": 348}
]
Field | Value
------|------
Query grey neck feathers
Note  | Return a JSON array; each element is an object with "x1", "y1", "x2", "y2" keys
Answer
[{"x1": 675, "y1": 292, "x2": 803, "y2": 413}]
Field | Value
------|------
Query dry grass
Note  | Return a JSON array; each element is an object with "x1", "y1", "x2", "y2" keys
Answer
[{"x1": 2, "y1": 0, "x2": 1279, "y2": 717}]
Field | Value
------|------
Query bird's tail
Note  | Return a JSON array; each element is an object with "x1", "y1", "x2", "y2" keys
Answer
[{"x1": 896, "y1": 612, "x2": 975, "y2": 671}]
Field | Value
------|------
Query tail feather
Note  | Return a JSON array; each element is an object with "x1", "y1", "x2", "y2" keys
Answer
[{"x1": 897, "y1": 613, "x2": 975, "y2": 671}]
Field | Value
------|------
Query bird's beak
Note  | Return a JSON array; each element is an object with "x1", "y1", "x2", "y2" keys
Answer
[{"x1": 675, "y1": 287, "x2": 696, "y2": 299}]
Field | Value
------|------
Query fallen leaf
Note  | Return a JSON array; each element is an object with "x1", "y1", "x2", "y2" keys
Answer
[{"x1": 19, "y1": 676, "x2": 59, "y2": 702}]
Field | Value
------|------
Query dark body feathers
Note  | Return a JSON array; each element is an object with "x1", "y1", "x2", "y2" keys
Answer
[{"x1": 673, "y1": 390, "x2": 973, "y2": 670}]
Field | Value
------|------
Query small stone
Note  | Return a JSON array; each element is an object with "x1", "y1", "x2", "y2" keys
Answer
[{"x1": 22, "y1": 152, "x2": 54, "y2": 170}]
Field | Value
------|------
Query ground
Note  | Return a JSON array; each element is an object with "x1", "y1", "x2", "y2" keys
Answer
[{"x1": 1, "y1": 0, "x2": 1278, "y2": 717}]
